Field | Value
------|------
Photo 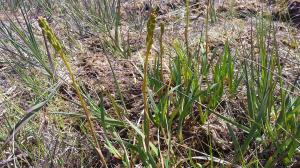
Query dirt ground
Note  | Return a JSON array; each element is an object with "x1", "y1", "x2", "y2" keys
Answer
[{"x1": 0, "y1": 0, "x2": 300, "y2": 167}]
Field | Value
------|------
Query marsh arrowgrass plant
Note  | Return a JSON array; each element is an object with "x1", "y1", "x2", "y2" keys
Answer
[
  {"x1": 1, "y1": 0, "x2": 300, "y2": 167},
  {"x1": 37, "y1": 16, "x2": 108, "y2": 167},
  {"x1": 142, "y1": 10, "x2": 156, "y2": 151}
]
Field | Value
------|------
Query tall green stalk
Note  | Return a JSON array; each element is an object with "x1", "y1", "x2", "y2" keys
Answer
[
  {"x1": 142, "y1": 11, "x2": 156, "y2": 151},
  {"x1": 37, "y1": 17, "x2": 107, "y2": 167}
]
